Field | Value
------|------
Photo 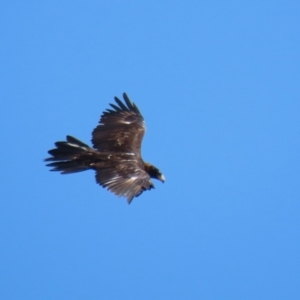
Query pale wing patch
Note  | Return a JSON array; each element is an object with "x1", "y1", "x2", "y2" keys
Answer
[{"x1": 95, "y1": 166, "x2": 154, "y2": 203}]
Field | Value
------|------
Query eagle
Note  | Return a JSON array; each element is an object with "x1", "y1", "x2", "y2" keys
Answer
[{"x1": 45, "y1": 93, "x2": 165, "y2": 203}]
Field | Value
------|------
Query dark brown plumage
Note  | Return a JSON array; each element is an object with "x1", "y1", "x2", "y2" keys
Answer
[{"x1": 45, "y1": 93, "x2": 165, "y2": 203}]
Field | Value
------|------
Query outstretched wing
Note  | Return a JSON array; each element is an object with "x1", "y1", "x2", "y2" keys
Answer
[
  {"x1": 92, "y1": 93, "x2": 145, "y2": 157},
  {"x1": 95, "y1": 158, "x2": 154, "y2": 204}
]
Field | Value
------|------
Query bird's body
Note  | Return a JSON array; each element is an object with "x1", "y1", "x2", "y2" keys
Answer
[{"x1": 45, "y1": 93, "x2": 164, "y2": 203}]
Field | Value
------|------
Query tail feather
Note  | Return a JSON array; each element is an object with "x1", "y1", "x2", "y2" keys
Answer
[
  {"x1": 46, "y1": 145, "x2": 88, "y2": 161},
  {"x1": 66, "y1": 135, "x2": 90, "y2": 148},
  {"x1": 46, "y1": 161, "x2": 90, "y2": 174},
  {"x1": 45, "y1": 135, "x2": 96, "y2": 174}
]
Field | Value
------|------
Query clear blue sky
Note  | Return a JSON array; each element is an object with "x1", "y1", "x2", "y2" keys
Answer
[{"x1": 1, "y1": 1, "x2": 299, "y2": 299}]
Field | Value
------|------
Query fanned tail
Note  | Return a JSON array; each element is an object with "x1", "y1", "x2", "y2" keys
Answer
[{"x1": 45, "y1": 135, "x2": 96, "y2": 174}]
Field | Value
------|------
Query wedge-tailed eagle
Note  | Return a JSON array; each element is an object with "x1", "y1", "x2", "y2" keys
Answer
[{"x1": 45, "y1": 93, "x2": 165, "y2": 203}]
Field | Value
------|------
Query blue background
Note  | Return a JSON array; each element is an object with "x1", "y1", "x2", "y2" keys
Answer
[{"x1": 1, "y1": 1, "x2": 299, "y2": 299}]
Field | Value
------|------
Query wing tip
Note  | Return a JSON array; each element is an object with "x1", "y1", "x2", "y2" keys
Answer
[
  {"x1": 105, "y1": 93, "x2": 142, "y2": 116},
  {"x1": 122, "y1": 93, "x2": 142, "y2": 115}
]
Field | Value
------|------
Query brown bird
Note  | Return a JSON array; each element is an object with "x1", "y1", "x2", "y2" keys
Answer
[{"x1": 45, "y1": 93, "x2": 165, "y2": 203}]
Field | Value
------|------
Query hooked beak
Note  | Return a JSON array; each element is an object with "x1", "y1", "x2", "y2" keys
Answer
[{"x1": 158, "y1": 174, "x2": 165, "y2": 183}]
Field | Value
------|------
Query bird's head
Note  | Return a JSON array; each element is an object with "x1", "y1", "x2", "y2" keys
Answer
[{"x1": 144, "y1": 163, "x2": 165, "y2": 183}]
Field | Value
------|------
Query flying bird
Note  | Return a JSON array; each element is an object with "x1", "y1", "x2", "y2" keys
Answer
[{"x1": 45, "y1": 93, "x2": 165, "y2": 203}]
